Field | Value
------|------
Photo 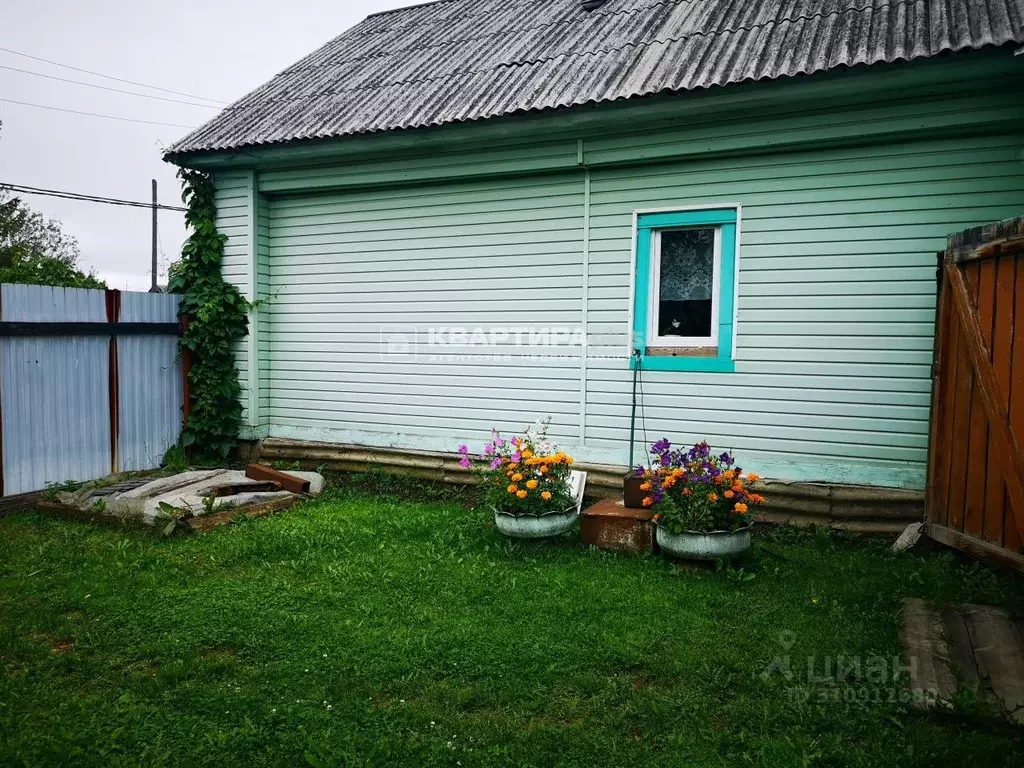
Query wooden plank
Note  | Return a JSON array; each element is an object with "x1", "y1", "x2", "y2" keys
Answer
[
  {"x1": 0, "y1": 491, "x2": 42, "y2": 517},
  {"x1": 946, "y1": 304, "x2": 971, "y2": 532},
  {"x1": 947, "y1": 262, "x2": 1024, "y2": 543},
  {"x1": 964, "y1": 261, "x2": 993, "y2": 539},
  {"x1": 963, "y1": 603, "x2": 1024, "y2": 723},
  {"x1": 245, "y1": 464, "x2": 311, "y2": 494},
  {"x1": 901, "y1": 598, "x2": 957, "y2": 708},
  {"x1": 940, "y1": 605, "x2": 981, "y2": 688},
  {"x1": 1007, "y1": 257, "x2": 1024, "y2": 553},
  {"x1": 184, "y1": 497, "x2": 299, "y2": 533},
  {"x1": 985, "y1": 256, "x2": 1014, "y2": 544},
  {"x1": 929, "y1": 523, "x2": 1024, "y2": 573},
  {"x1": 927, "y1": 257, "x2": 953, "y2": 527}
]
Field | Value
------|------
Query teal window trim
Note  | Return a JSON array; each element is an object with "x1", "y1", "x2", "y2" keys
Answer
[{"x1": 631, "y1": 208, "x2": 738, "y2": 373}]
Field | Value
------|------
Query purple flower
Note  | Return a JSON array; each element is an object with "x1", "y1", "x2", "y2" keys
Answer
[
  {"x1": 490, "y1": 458, "x2": 502, "y2": 470},
  {"x1": 495, "y1": 438, "x2": 505, "y2": 448},
  {"x1": 651, "y1": 438, "x2": 672, "y2": 455},
  {"x1": 484, "y1": 443, "x2": 494, "y2": 456},
  {"x1": 458, "y1": 444, "x2": 469, "y2": 456},
  {"x1": 511, "y1": 451, "x2": 522, "y2": 463},
  {"x1": 459, "y1": 457, "x2": 471, "y2": 469},
  {"x1": 659, "y1": 454, "x2": 671, "y2": 467},
  {"x1": 634, "y1": 466, "x2": 646, "y2": 477}
]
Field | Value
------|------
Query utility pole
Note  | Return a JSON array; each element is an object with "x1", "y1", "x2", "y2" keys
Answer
[{"x1": 150, "y1": 179, "x2": 159, "y2": 292}]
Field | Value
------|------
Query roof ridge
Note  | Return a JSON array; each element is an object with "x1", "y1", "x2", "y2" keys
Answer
[
  {"x1": 364, "y1": 0, "x2": 456, "y2": 20},
  {"x1": 224, "y1": 0, "x2": 913, "y2": 111}
]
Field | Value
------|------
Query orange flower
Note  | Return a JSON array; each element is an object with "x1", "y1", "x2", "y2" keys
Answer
[
  {"x1": 724, "y1": 490, "x2": 735, "y2": 499},
  {"x1": 653, "y1": 513, "x2": 662, "y2": 522},
  {"x1": 541, "y1": 491, "x2": 552, "y2": 501},
  {"x1": 512, "y1": 473, "x2": 524, "y2": 482},
  {"x1": 683, "y1": 488, "x2": 692, "y2": 497},
  {"x1": 526, "y1": 479, "x2": 538, "y2": 490},
  {"x1": 640, "y1": 482, "x2": 652, "y2": 492},
  {"x1": 517, "y1": 490, "x2": 528, "y2": 499},
  {"x1": 747, "y1": 473, "x2": 761, "y2": 483},
  {"x1": 734, "y1": 503, "x2": 749, "y2": 514},
  {"x1": 507, "y1": 484, "x2": 518, "y2": 493},
  {"x1": 540, "y1": 465, "x2": 549, "y2": 474},
  {"x1": 521, "y1": 449, "x2": 534, "y2": 459},
  {"x1": 642, "y1": 497, "x2": 654, "y2": 507},
  {"x1": 707, "y1": 492, "x2": 719, "y2": 502}
]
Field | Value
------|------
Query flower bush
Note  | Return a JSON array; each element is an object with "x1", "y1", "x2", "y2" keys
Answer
[
  {"x1": 460, "y1": 424, "x2": 575, "y2": 516},
  {"x1": 636, "y1": 439, "x2": 765, "y2": 534}
]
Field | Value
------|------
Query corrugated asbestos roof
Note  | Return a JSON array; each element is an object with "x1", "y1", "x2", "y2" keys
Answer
[{"x1": 168, "y1": 0, "x2": 1024, "y2": 155}]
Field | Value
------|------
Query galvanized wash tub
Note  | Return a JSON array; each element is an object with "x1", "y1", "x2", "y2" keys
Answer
[
  {"x1": 655, "y1": 521, "x2": 753, "y2": 560},
  {"x1": 492, "y1": 471, "x2": 587, "y2": 539}
]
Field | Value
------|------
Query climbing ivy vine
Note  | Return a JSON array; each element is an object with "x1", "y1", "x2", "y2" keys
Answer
[{"x1": 170, "y1": 168, "x2": 250, "y2": 460}]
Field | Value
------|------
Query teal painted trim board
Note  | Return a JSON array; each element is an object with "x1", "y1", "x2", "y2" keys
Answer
[
  {"x1": 637, "y1": 209, "x2": 738, "y2": 229},
  {"x1": 632, "y1": 210, "x2": 738, "y2": 373}
]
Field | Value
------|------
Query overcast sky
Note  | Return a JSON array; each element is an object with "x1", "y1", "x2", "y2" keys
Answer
[{"x1": 0, "y1": 0, "x2": 431, "y2": 290}]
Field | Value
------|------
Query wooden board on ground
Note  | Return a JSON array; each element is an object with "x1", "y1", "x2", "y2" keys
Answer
[
  {"x1": 964, "y1": 604, "x2": 1024, "y2": 724},
  {"x1": 185, "y1": 497, "x2": 300, "y2": 533},
  {"x1": 900, "y1": 598, "x2": 957, "y2": 708},
  {"x1": 901, "y1": 598, "x2": 1024, "y2": 724}
]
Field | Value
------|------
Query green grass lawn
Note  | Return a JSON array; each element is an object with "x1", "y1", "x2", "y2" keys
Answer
[{"x1": 1, "y1": 475, "x2": 1022, "y2": 767}]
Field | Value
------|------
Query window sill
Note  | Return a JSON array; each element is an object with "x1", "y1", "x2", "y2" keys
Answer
[
  {"x1": 645, "y1": 346, "x2": 718, "y2": 358},
  {"x1": 630, "y1": 353, "x2": 735, "y2": 373}
]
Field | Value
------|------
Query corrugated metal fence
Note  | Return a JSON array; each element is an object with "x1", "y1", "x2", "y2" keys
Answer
[{"x1": 0, "y1": 284, "x2": 183, "y2": 497}]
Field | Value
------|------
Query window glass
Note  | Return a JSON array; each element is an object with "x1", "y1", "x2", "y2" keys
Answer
[{"x1": 657, "y1": 228, "x2": 715, "y2": 339}]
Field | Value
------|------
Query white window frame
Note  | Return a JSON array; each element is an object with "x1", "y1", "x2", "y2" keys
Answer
[{"x1": 646, "y1": 226, "x2": 722, "y2": 348}]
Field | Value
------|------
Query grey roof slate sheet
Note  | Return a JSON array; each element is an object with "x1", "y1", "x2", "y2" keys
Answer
[{"x1": 169, "y1": 0, "x2": 1024, "y2": 155}]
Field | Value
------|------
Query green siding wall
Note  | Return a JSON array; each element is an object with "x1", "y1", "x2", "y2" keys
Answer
[
  {"x1": 214, "y1": 170, "x2": 270, "y2": 437},
  {"x1": 585, "y1": 135, "x2": 1024, "y2": 486},
  {"x1": 212, "y1": 171, "x2": 253, "y2": 426},
  {"x1": 266, "y1": 173, "x2": 586, "y2": 445},
  {"x1": 208, "y1": 54, "x2": 1024, "y2": 487}
]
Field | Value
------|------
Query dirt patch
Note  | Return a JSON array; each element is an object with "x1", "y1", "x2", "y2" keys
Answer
[{"x1": 51, "y1": 639, "x2": 75, "y2": 655}]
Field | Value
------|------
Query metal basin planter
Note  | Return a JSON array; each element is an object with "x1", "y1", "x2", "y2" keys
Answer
[
  {"x1": 492, "y1": 471, "x2": 587, "y2": 539},
  {"x1": 655, "y1": 521, "x2": 753, "y2": 560},
  {"x1": 493, "y1": 506, "x2": 578, "y2": 538}
]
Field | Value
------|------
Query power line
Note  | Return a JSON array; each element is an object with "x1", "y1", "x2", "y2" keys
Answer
[
  {"x1": 1, "y1": 183, "x2": 188, "y2": 212},
  {"x1": 0, "y1": 64, "x2": 222, "y2": 109},
  {"x1": 0, "y1": 98, "x2": 198, "y2": 129},
  {"x1": 0, "y1": 46, "x2": 226, "y2": 105}
]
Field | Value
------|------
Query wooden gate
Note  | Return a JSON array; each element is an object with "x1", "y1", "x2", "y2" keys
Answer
[{"x1": 927, "y1": 216, "x2": 1024, "y2": 571}]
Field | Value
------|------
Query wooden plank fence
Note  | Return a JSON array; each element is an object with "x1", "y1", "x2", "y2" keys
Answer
[{"x1": 927, "y1": 216, "x2": 1024, "y2": 571}]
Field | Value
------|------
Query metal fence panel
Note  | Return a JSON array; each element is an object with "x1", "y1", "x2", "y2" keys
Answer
[
  {"x1": 118, "y1": 292, "x2": 183, "y2": 471},
  {"x1": 0, "y1": 285, "x2": 111, "y2": 495}
]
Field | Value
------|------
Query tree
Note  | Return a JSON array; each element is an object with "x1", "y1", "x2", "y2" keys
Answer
[{"x1": 0, "y1": 190, "x2": 106, "y2": 289}]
